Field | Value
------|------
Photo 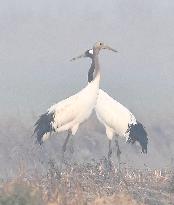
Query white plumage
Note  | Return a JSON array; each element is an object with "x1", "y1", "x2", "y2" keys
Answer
[
  {"x1": 71, "y1": 49, "x2": 148, "y2": 154},
  {"x1": 41, "y1": 76, "x2": 99, "y2": 142},
  {"x1": 95, "y1": 89, "x2": 136, "y2": 139},
  {"x1": 34, "y1": 42, "x2": 117, "y2": 159}
]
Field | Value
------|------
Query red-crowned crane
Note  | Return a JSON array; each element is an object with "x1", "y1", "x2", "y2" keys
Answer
[
  {"x1": 34, "y1": 42, "x2": 117, "y2": 161},
  {"x1": 71, "y1": 49, "x2": 148, "y2": 166}
]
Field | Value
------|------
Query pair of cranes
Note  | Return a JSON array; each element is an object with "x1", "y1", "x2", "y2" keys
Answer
[{"x1": 34, "y1": 42, "x2": 148, "y2": 165}]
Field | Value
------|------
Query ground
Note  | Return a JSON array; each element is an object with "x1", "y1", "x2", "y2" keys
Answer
[{"x1": 0, "y1": 160, "x2": 173, "y2": 205}]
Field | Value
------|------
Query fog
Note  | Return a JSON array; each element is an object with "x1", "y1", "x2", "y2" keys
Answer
[{"x1": 0, "y1": 0, "x2": 174, "y2": 177}]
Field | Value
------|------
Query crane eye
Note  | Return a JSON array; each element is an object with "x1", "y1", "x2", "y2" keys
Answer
[{"x1": 100, "y1": 43, "x2": 102, "y2": 45}]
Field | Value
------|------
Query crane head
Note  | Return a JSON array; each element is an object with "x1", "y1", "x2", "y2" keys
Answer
[{"x1": 93, "y1": 42, "x2": 117, "y2": 53}]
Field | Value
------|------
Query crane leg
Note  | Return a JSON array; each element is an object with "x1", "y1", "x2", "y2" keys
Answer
[
  {"x1": 107, "y1": 140, "x2": 112, "y2": 170},
  {"x1": 62, "y1": 131, "x2": 71, "y2": 153},
  {"x1": 114, "y1": 138, "x2": 129, "y2": 189},
  {"x1": 108, "y1": 140, "x2": 112, "y2": 160},
  {"x1": 115, "y1": 138, "x2": 121, "y2": 173},
  {"x1": 60, "y1": 130, "x2": 71, "y2": 167}
]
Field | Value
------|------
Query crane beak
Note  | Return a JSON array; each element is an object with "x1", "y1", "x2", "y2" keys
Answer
[
  {"x1": 102, "y1": 45, "x2": 118, "y2": 53},
  {"x1": 70, "y1": 53, "x2": 86, "y2": 62}
]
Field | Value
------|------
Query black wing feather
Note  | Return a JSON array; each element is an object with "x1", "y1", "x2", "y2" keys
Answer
[
  {"x1": 34, "y1": 112, "x2": 55, "y2": 144},
  {"x1": 127, "y1": 121, "x2": 148, "y2": 153}
]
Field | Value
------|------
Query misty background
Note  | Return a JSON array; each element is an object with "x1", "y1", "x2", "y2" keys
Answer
[{"x1": 0, "y1": 0, "x2": 174, "y2": 178}]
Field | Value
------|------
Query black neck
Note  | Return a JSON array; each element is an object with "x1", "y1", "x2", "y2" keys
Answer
[
  {"x1": 88, "y1": 60, "x2": 95, "y2": 82},
  {"x1": 88, "y1": 48, "x2": 99, "y2": 82}
]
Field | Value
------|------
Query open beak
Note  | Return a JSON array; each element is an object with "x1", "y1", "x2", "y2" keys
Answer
[
  {"x1": 102, "y1": 45, "x2": 118, "y2": 53},
  {"x1": 70, "y1": 53, "x2": 86, "y2": 61}
]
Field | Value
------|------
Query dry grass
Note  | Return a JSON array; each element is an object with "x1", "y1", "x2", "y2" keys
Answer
[
  {"x1": 92, "y1": 192, "x2": 143, "y2": 205},
  {"x1": 0, "y1": 160, "x2": 174, "y2": 205},
  {"x1": 0, "y1": 180, "x2": 44, "y2": 205}
]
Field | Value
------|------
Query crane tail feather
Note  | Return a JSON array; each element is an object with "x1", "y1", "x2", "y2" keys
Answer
[
  {"x1": 127, "y1": 121, "x2": 148, "y2": 153},
  {"x1": 33, "y1": 111, "x2": 55, "y2": 144}
]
